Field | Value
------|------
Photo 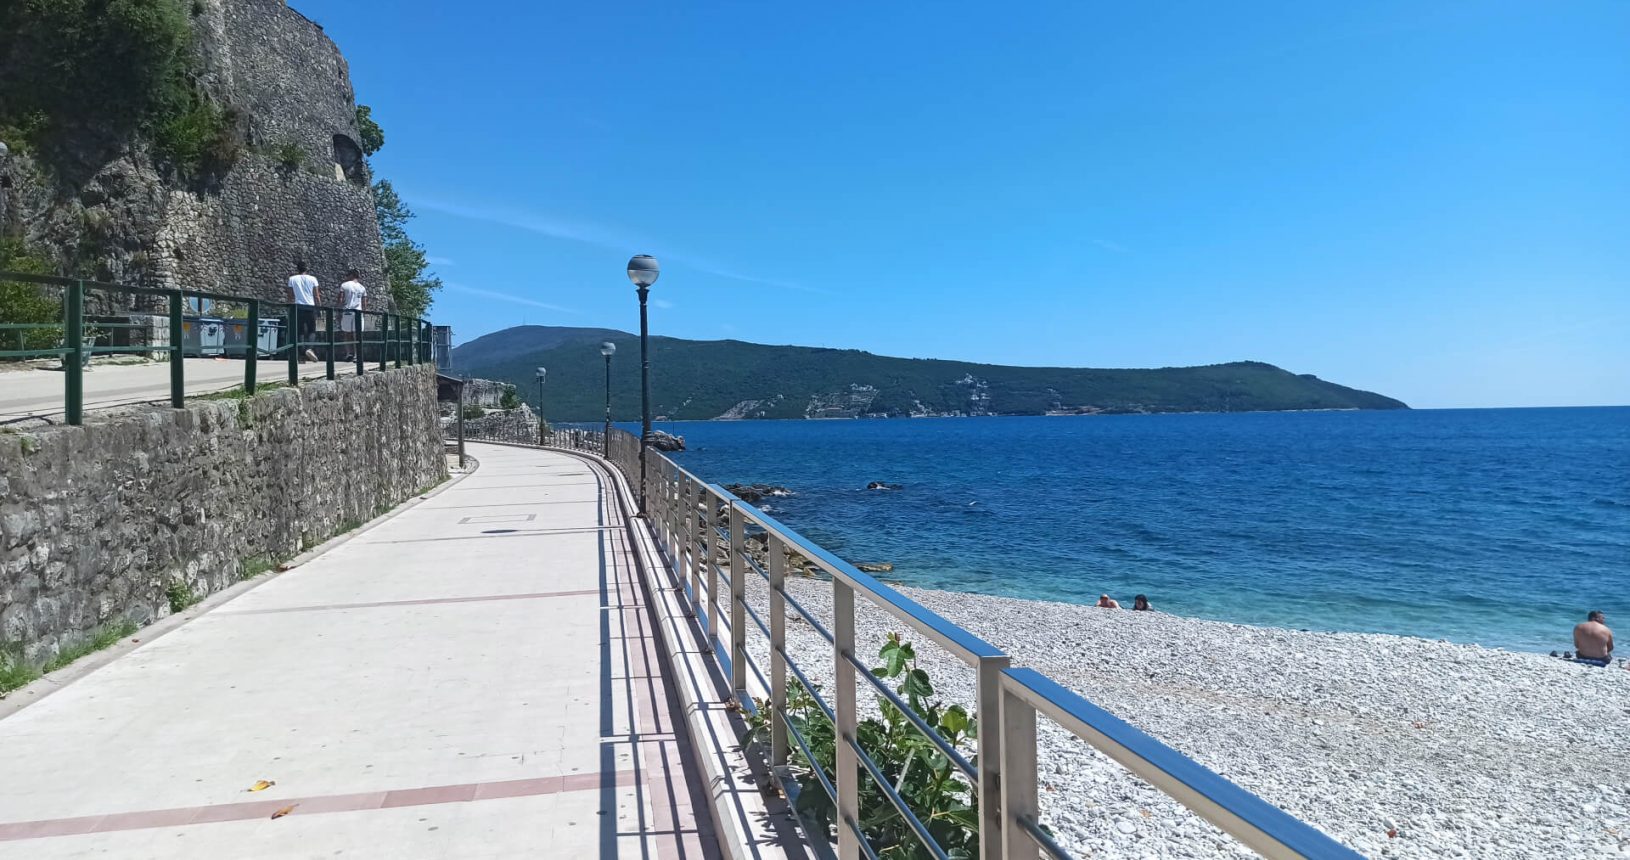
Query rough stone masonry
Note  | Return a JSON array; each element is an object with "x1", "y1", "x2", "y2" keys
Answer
[{"x1": 0, "y1": 365, "x2": 445, "y2": 668}]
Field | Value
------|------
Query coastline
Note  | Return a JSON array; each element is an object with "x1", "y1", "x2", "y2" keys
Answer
[{"x1": 744, "y1": 576, "x2": 1630, "y2": 859}]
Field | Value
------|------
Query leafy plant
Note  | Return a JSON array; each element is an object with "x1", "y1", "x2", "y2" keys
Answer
[
  {"x1": 165, "y1": 580, "x2": 198, "y2": 613},
  {"x1": 270, "y1": 139, "x2": 305, "y2": 170},
  {"x1": 746, "y1": 634, "x2": 980, "y2": 859},
  {"x1": 42, "y1": 620, "x2": 139, "y2": 673},
  {"x1": 355, "y1": 104, "x2": 384, "y2": 156},
  {"x1": 0, "y1": 239, "x2": 61, "y2": 353},
  {"x1": 0, "y1": 644, "x2": 41, "y2": 695},
  {"x1": 461, "y1": 405, "x2": 486, "y2": 420},
  {"x1": 499, "y1": 384, "x2": 521, "y2": 410}
]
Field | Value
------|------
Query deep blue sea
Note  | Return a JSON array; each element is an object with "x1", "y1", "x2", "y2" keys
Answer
[{"x1": 628, "y1": 408, "x2": 1628, "y2": 653}]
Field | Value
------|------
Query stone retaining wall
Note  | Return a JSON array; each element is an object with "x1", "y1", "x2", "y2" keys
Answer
[{"x1": 0, "y1": 365, "x2": 445, "y2": 668}]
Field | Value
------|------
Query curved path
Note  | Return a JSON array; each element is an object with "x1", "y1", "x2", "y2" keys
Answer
[{"x1": 0, "y1": 443, "x2": 720, "y2": 859}]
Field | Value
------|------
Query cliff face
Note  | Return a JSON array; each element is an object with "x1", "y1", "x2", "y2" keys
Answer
[{"x1": 0, "y1": 0, "x2": 388, "y2": 309}]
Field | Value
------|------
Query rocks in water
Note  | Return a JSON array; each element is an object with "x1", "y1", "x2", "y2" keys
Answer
[
  {"x1": 866, "y1": 481, "x2": 901, "y2": 491},
  {"x1": 724, "y1": 483, "x2": 792, "y2": 504},
  {"x1": 648, "y1": 429, "x2": 686, "y2": 452},
  {"x1": 856, "y1": 562, "x2": 894, "y2": 573}
]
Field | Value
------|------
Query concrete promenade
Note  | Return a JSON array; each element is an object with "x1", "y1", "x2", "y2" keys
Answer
[{"x1": 0, "y1": 443, "x2": 726, "y2": 858}]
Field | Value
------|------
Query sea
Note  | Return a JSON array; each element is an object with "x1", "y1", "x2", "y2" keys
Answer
[{"x1": 618, "y1": 407, "x2": 1630, "y2": 654}]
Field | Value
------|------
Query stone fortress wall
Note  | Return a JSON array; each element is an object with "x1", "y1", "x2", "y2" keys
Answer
[
  {"x1": 0, "y1": 365, "x2": 445, "y2": 669},
  {"x1": 0, "y1": 0, "x2": 389, "y2": 310}
]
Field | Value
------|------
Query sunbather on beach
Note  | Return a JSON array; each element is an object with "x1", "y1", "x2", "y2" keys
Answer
[
  {"x1": 1096, "y1": 594, "x2": 1120, "y2": 609},
  {"x1": 1573, "y1": 611, "x2": 1613, "y2": 667},
  {"x1": 1133, "y1": 594, "x2": 1153, "y2": 611}
]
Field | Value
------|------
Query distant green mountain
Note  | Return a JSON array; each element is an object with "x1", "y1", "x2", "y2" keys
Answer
[{"x1": 450, "y1": 326, "x2": 1408, "y2": 421}]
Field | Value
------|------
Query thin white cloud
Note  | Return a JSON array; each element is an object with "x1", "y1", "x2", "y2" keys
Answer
[
  {"x1": 445, "y1": 282, "x2": 579, "y2": 314},
  {"x1": 408, "y1": 192, "x2": 830, "y2": 295},
  {"x1": 426, "y1": 256, "x2": 456, "y2": 267},
  {"x1": 651, "y1": 298, "x2": 675, "y2": 310}
]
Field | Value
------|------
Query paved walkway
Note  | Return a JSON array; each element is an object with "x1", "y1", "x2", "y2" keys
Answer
[
  {"x1": 0, "y1": 443, "x2": 720, "y2": 859},
  {"x1": 0, "y1": 359, "x2": 347, "y2": 423}
]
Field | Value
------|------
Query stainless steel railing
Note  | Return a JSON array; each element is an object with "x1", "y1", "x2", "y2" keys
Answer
[{"x1": 513, "y1": 427, "x2": 1364, "y2": 860}]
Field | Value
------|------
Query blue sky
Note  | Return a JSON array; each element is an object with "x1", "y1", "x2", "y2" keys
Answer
[{"x1": 298, "y1": 1, "x2": 1627, "y2": 409}]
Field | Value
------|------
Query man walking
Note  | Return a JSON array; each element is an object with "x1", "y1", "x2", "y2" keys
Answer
[
  {"x1": 338, "y1": 268, "x2": 367, "y2": 361},
  {"x1": 287, "y1": 261, "x2": 320, "y2": 362},
  {"x1": 1573, "y1": 611, "x2": 1614, "y2": 667}
]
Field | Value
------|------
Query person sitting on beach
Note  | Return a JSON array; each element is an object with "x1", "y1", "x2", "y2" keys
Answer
[
  {"x1": 1573, "y1": 611, "x2": 1613, "y2": 667},
  {"x1": 1132, "y1": 594, "x2": 1152, "y2": 612},
  {"x1": 1096, "y1": 594, "x2": 1121, "y2": 609}
]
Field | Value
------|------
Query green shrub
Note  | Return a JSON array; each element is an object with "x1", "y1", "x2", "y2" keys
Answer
[
  {"x1": 461, "y1": 405, "x2": 485, "y2": 420},
  {"x1": 0, "y1": 645, "x2": 40, "y2": 694},
  {"x1": 746, "y1": 634, "x2": 980, "y2": 858},
  {"x1": 165, "y1": 581, "x2": 198, "y2": 613},
  {"x1": 0, "y1": 239, "x2": 62, "y2": 353},
  {"x1": 42, "y1": 620, "x2": 139, "y2": 674},
  {"x1": 270, "y1": 139, "x2": 305, "y2": 170},
  {"x1": 499, "y1": 385, "x2": 521, "y2": 410},
  {"x1": 153, "y1": 95, "x2": 241, "y2": 176}
]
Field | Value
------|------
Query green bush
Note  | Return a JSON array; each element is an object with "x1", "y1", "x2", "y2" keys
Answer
[
  {"x1": 165, "y1": 581, "x2": 198, "y2": 613},
  {"x1": 499, "y1": 385, "x2": 521, "y2": 410},
  {"x1": 461, "y1": 405, "x2": 485, "y2": 420},
  {"x1": 270, "y1": 139, "x2": 305, "y2": 170},
  {"x1": 0, "y1": 0, "x2": 242, "y2": 175},
  {"x1": 0, "y1": 239, "x2": 62, "y2": 353},
  {"x1": 746, "y1": 634, "x2": 980, "y2": 859}
]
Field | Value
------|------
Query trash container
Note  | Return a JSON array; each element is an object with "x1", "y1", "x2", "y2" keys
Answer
[
  {"x1": 220, "y1": 318, "x2": 282, "y2": 358},
  {"x1": 181, "y1": 316, "x2": 225, "y2": 357}
]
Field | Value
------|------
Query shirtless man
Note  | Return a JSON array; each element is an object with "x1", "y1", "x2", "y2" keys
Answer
[
  {"x1": 1096, "y1": 594, "x2": 1121, "y2": 609},
  {"x1": 1573, "y1": 611, "x2": 1613, "y2": 667}
]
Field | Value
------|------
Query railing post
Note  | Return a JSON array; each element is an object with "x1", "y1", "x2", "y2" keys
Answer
[
  {"x1": 377, "y1": 313, "x2": 387, "y2": 372},
  {"x1": 64, "y1": 280, "x2": 85, "y2": 425},
  {"x1": 394, "y1": 314, "x2": 403, "y2": 368},
  {"x1": 978, "y1": 654, "x2": 1012, "y2": 860},
  {"x1": 286, "y1": 304, "x2": 299, "y2": 386},
  {"x1": 833, "y1": 578, "x2": 861, "y2": 860},
  {"x1": 679, "y1": 477, "x2": 695, "y2": 596},
  {"x1": 685, "y1": 480, "x2": 702, "y2": 602},
  {"x1": 245, "y1": 299, "x2": 259, "y2": 394},
  {"x1": 168, "y1": 290, "x2": 184, "y2": 408},
  {"x1": 324, "y1": 306, "x2": 336, "y2": 380},
  {"x1": 1000, "y1": 680, "x2": 1040, "y2": 860},
  {"x1": 768, "y1": 532, "x2": 789, "y2": 767},
  {"x1": 706, "y1": 493, "x2": 720, "y2": 641},
  {"x1": 354, "y1": 310, "x2": 365, "y2": 376},
  {"x1": 728, "y1": 502, "x2": 747, "y2": 695}
]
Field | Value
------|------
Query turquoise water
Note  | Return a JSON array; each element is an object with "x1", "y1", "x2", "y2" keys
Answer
[{"x1": 644, "y1": 408, "x2": 1629, "y2": 653}]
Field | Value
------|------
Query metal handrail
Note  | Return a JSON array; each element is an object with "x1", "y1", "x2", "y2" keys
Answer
[
  {"x1": 473, "y1": 424, "x2": 1366, "y2": 860},
  {"x1": 0, "y1": 270, "x2": 438, "y2": 424}
]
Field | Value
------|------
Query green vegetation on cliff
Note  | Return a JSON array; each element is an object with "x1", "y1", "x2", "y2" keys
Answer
[
  {"x1": 453, "y1": 325, "x2": 1408, "y2": 421},
  {"x1": 0, "y1": 0, "x2": 239, "y2": 176}
]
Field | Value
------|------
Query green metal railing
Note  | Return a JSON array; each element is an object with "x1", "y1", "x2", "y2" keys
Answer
[{"x1": 0, "y1": 271, "x2": 436, "y2": 425}]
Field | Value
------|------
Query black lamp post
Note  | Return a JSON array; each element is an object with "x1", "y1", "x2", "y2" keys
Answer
[
  {"x1": 626, "y1": 254, "x2": 660, "y2": 515},
  {"x1": 535, "y1": 366, "x2": 547, "y2": 446},
  {"x1": 600, "y1": 341, "x2": 616, "y2": 456}
]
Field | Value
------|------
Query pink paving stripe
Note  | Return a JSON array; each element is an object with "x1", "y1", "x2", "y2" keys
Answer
[
  {"x1": 0, "y1": 770, "x2": 639, "y2": 843},
  {"x1": 216, "y1": 588, "x2": 602, "y2": 616}
]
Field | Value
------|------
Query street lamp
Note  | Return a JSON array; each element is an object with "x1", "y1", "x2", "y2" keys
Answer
[
  {"x1": 600, "y1": 341, "x2": 616, "y2": 457},
  {"x1": 535, "y1": 366, "x2": 547, "y2": 446},
  {"x1": 627, "y1": 254, "x2": 659, "y2": 515}
]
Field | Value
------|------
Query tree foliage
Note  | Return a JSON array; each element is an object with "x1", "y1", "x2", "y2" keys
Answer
[
  {"x1": 355, "y1": 104, "x2": 384, "y2": 156},
  {"x1": 373, "y1": 180, "x2": 442, "y2": 319},
  {"x1": 0, "y1": 239, "x2": 63, "y2": 351}
]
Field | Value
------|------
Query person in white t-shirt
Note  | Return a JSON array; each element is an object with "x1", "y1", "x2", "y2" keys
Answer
[
  {"x1": 287, "y1": 262, "x2": 321, "y2": 362},
  {"x1": 338, "y1": 268, "x2": 367, "y2": 361}
]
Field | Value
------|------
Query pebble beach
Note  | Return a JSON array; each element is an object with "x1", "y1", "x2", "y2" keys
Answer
[{"x1": 741, "y1": 575, "x2": 1630, "y2": 859}]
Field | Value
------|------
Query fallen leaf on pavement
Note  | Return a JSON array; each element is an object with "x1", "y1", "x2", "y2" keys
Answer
[
  {"x1": 248, "y1": 780, "x2": 275, "y2": 792},
  {"x1": 271, "y1": 805, "x2": 297, "y2": 819}
]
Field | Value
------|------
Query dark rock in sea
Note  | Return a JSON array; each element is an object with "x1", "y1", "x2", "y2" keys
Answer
[
  {"x1": 866, "y1": 481, "x2": 901, "y2": 491},
  {"x1": 856, "y1": 562, "x2": 894, "y2": 573},
  {"x1": 649, "y1": 430, "x2": 686, "y2": 452},
  {"x1": 725, "y1": 483, "x2": 792, "y2": 504}
]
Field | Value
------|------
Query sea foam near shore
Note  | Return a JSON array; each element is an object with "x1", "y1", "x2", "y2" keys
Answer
[{"x1": 740, "y1": 576, "x2": 1630, "y2": 859}]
